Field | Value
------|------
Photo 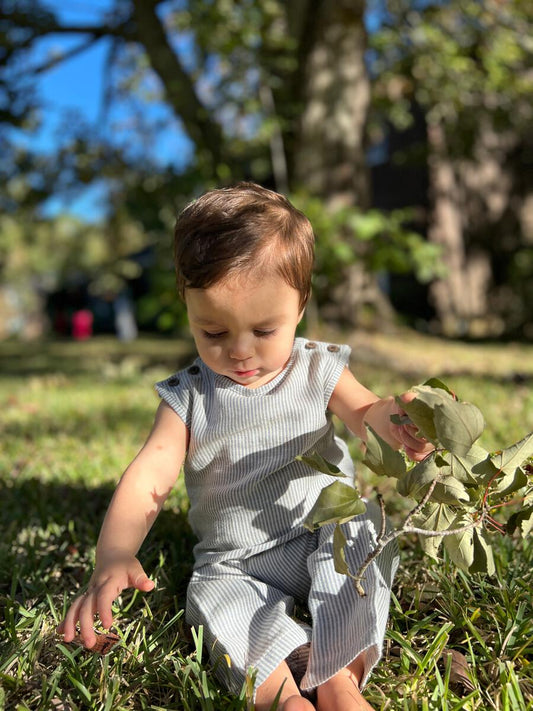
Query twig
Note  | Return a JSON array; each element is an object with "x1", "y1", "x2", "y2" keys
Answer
[
  {"x1": 482, "y1": 466, "x2": 504, "y2": 508},
  {"x1": 403, "y1": 469, "x2": 444, "y2": 530},
  {"x1": 351, "y1": 498, "x2": 485, "y2": 597},
  {"x1": 377, "y1": 494, "x2": 387, "y2": 540}
]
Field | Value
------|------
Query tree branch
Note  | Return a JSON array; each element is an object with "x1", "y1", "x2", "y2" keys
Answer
[
  {"x1": 1, "y1": 9, "x2": 134, "y2": 40},
  {"x1": 403, "y1": 467, "x2": 444, "y2": 529},
  {"x1": 352, "y1": 513, "x2": 484, "y2": 597},
  {"x1": 130, "y1": 0, "x2": 225, "y2": 175},
  {"x1": 26, "y1": 36, "x2": 104, "y2": 76}
]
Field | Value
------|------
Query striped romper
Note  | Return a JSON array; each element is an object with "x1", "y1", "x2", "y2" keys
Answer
[{"x1": 156, "y1": 337, "x2": 399, "y2": 696}]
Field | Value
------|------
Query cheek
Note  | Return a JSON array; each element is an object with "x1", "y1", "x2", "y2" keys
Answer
[
  {"x1": 264, "y1": 337, "x2": 291, "y2": 362},
  {"x1": 199, "y1": 343, "x2": 223, "y2": 362}
]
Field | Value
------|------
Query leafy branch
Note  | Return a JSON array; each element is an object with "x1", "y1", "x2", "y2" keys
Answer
[{"x1": 301, "y1": 379, "x2": 533, "y2": 596}]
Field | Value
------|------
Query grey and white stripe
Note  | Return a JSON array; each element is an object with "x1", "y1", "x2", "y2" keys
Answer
[
  {"x1": 186, "y1": 505, "x2": 398, "y2": 694},
  {"x1": 156, "y1": 338, "x2": 398, "y2": 695}
]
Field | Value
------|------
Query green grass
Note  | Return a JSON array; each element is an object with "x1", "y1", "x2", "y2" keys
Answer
[{"x1": 1, "y1": 334, "x2": 532, "y2": 710}]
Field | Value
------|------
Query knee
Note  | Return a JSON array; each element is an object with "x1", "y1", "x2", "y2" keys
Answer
[{"x1": 282, "y1": 695, "x2": 316, "y2": 711}]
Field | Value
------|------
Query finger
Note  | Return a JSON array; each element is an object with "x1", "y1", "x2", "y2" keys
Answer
[
  {"x1": 390, "y1": 423, "x2": 419, "y2": 449},
  {"x1": 403, "y1": 436, "x2": 434, "y2": 460},
  {"x1": 78, "y1": 594, "x2": 98, "y2": 648},
  {"x1": 405, "y1": 445, "x2": 432, "y2": 462},
  {"x1": 96, "y1": 585, "x2": 119, "y2": 630},
  {"x1": 392, "y1": 423, "x2": 433, "y2": 457},
  {"x1": 58, "y1": 594, "x2": 85, "y2": 642},
  {"x1": 133, "y1": 573, "x2": 155, "y2": 592},
  {"x1": 398, "y1": 428, "x2": 424, "y2": 449},
  {"x1": 392, "y1": 420, "x2": 425, "y2": 447},
  {"x1": 398, "y1": 391, "x2": 417, "y2": 405}
]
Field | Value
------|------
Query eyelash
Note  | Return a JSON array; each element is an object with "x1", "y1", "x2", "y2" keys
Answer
[{"x1": 202, "y1": 330, "x2": 276, "y2": 339}]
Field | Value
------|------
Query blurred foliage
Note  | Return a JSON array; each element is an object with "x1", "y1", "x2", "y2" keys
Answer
[
  {"x1": 371, "y1": 0, "x2": 533, "y2": 138},
  {"x1": 293, "y1": 193, "x2": 445, "y2": 312},
  {"x1": 1, "y1": 0, "x2": 533, "y2": 336},
  {"x1": 369, "y1": 0, "x2": 533, "y2": 336}
]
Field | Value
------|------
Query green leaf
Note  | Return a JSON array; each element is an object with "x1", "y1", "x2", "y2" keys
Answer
[
  {"x1": 332, "y1": 524, "x2": 350, "y2": 576},
  {"x1": 397, "y1": 455, "x2": 470, "y2": 504},
  {"x1": 490, "y1": 433, "x2": 533, "y2": 475},
  {"x1": 396, "y1": 388, "x2": 441, "y2": 442},
  {"x1": 443, "y1": 514, "x2": 476, "y2": 572},
  {"x1": 422, "y1": 378, "x2": 455, "y2": 396},
  {"x1": 487, "y1": 467, "x2": 528, "y2": 500},
  {"x1": 470, "y1": 528, "x2": 495, "y2": 576},
  {"x1": 303, "y1": 481, "x2": 366, "y2": 531},
  {"x1": 363, "y1": 425, "x2": 407, "y2": 479},
  {"x1": 433, "y1": 399, "x2": 485, "y2": 456},
  {"x1": 507, "y1": 505, "x2": 533, "y2": 537},
  {"x1": 450, "y1": 446, "x2": 494, "y2": 486},
  {"x1": 413, "y1": 502, "x2": 456, "y2": 559},
  {"x1": 434, "y1": 477, "x2": 471, "y2": 505},
  {"x1": 390, "y1": 414, "x2": 411, "y2": 426},
  {"x1": 397, "y1": 456, "x2": 440, "y2": 498},
  {"x1": 296, "y1": 452, "x2": 346, "y2": 477},
  {"x1": 400, "y1": 385, "x2": 484, "y2": 454}
]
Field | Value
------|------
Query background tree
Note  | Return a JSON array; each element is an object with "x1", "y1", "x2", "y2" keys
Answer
[
  {"x1": 371, "y1": 0, "x2": 533, "y2": 337},
  {"x1": 2, "y1": 0, "x2": 530, "y2": 337}
]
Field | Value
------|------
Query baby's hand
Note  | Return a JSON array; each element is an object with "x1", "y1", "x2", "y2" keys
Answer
[
  {"x1": 57, "y1": 553, "x2": 154, "y2": 649},
  {"x1": 390, "y1": 392, "x2": 434, "y2": 462}
]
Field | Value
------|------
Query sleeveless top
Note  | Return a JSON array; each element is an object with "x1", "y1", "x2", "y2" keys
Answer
[{"x1": 156, "y1": 337, "x2": 354, "y2": 567}]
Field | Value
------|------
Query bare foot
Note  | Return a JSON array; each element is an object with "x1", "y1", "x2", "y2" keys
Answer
[{"x1": 255, "y1": 661, "x2": 314, "y2": 711}]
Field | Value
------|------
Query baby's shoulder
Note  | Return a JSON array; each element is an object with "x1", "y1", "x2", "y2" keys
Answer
[
  {"x1": 295, "y1": 337, "x2": 346, "y2": 356},
  {"x1": 156, "y1": 358, "x2": 210, "y2": 396},
  {"x1": 291, "y1": 338, "x2": 351, "y2": 387},
  {"x1": 294, "y1": 338, "x2": 351, "y2": 367}
]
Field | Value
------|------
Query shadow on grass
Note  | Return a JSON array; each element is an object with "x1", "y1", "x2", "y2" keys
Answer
[
  {"x1": 0, "y1": 476, "x2": 196, "y2": 607},
  {"x1": 0, "y1": 477, "x2": 212, "y2": 711}
]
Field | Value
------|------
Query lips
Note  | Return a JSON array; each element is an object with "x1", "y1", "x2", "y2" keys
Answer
[{"x1": 234, "y1": 369, "x2": 259, "y2": 378}]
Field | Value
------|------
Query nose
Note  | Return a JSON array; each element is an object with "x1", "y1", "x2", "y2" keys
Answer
[{"x1": 229, "y1": 336, "x2": 254, "y2": 361}]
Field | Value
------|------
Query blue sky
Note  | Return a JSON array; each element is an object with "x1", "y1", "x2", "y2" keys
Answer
[{"x1": 18, "y1": 0, "x2": 194, "y2": 220}]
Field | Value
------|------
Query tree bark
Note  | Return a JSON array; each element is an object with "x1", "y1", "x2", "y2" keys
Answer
[
  {"x1": 287, "y1": 1, "x2": 378, "y2": 325},
  {"x1": 292, "y1": 0, "x2": 370, "y2": 209},
  {"x1": 427, "y1": 119, "x2": 521, "y2": 337}
]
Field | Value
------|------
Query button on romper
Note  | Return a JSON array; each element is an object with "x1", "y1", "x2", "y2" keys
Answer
[{"x1": 156, "y1": 338, "x2": 399, "y2": 695}]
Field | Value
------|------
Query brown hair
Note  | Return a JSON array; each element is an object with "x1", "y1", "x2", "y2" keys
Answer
[{"x1": 174, "y1": 182, "x2": 314, "y2": 311}]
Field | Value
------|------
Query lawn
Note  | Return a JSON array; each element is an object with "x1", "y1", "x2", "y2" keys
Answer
[{"x1": 1, "y1": 332, "x2": 532, "y2": 710}]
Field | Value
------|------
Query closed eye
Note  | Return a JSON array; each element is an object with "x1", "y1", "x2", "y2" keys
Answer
[
  {"x1": 202, "y1": 330, "x2": 227, "y2": 339},
  {"x1": 254, "y1": 329, "x2": 276, "y2": 337}
]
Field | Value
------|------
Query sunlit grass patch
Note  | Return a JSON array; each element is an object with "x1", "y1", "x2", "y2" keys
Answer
[
  {"x1": 1, "y1": 335, "x2": 532, "y2": 709},
  {"x1": 367, "y1": 536, "x2": 533, "y2": 710}
]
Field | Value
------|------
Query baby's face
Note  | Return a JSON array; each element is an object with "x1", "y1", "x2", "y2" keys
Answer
[{"x1": 185, "y1": 274, "x2": 303, "y2": 388}]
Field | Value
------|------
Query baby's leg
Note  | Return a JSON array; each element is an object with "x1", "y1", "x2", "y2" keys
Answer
[
  {"x1": 186, "y1": 558, "x2": 311, "y2": 698},
  {"x1": 315, "y1": 651, "x2": 374, "y2": 711},
  {"x1": 255, "y1": 661, "x2": 315, "y2": 711},
  {"x1": 301, "y1": 504, "x2": 399, "y2": 704}
]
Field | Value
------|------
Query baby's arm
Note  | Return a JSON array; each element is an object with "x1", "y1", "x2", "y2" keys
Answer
[
  {"x1": 58, "y1": 401, "x2": 187, "y2": 648},
  {"x1": 328, "y1": 368, "x2": 433, "y2": 461}
]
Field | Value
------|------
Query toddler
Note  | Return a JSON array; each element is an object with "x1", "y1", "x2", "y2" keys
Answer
[{"x1": 59, "y1": 183, "x2": 431, "y2": 710}]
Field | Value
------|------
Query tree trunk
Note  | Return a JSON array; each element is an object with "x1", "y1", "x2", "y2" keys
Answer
[
  {"x1": 287, "y1": 1, "x2": 385, "y2": 326},
  {"x1": 427, "y1": 119, "x2": 520, "y2": 337},
  {"x1": 292, "y1": 0, "x2": 370, "y2": 209}
]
